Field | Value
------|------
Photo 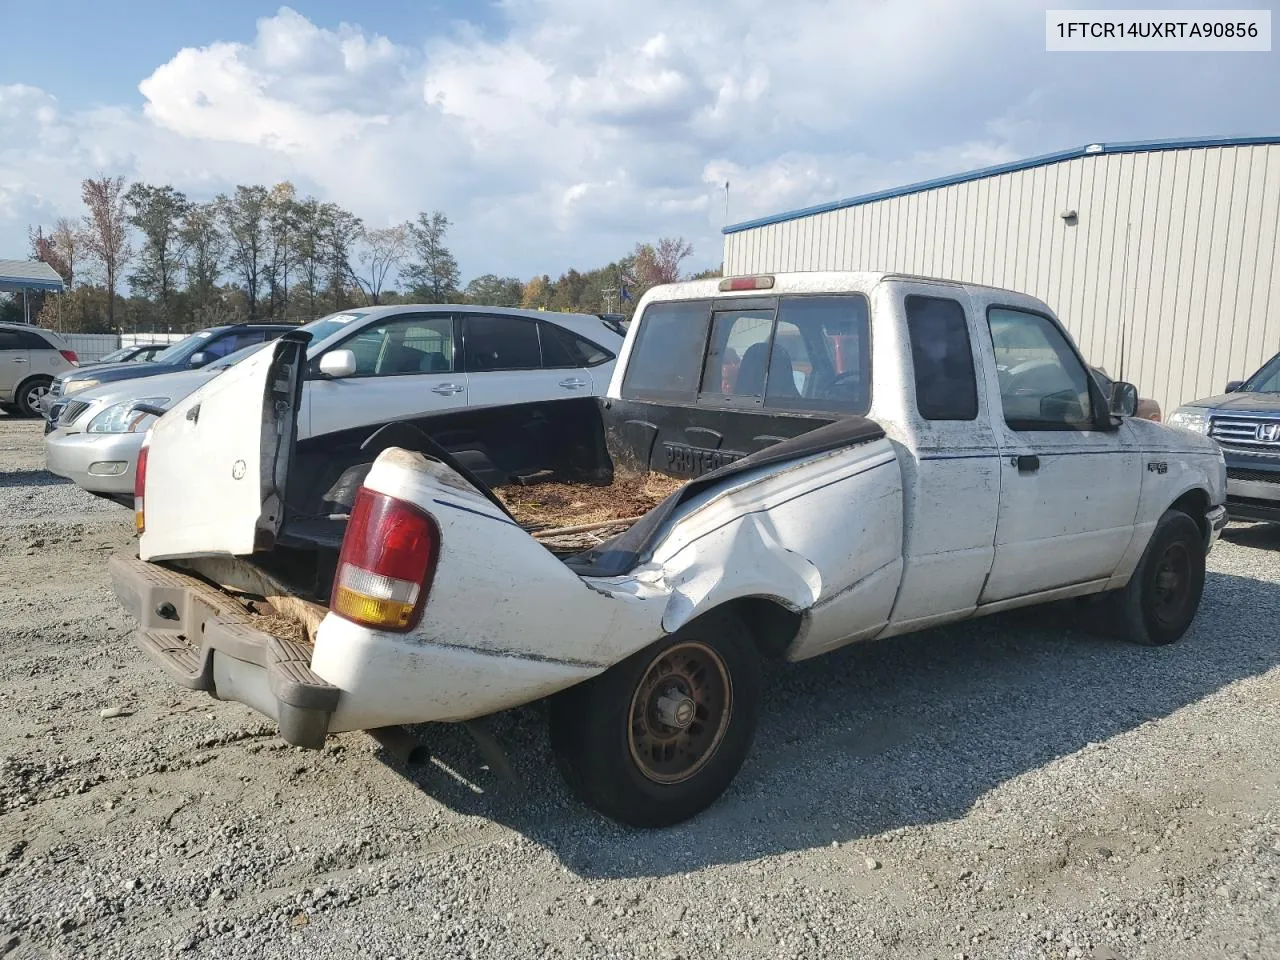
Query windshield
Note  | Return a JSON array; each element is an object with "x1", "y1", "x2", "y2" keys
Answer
[
  {"x1": 297, "y1": 311, "x2": 368, "y2": 353},
  {"x1": 151, "y1": 331, "x2": 214, "y2": 364},
  {"x1": 1241, "y1": 353, "x2": 1280, "y2": 393},
  {"x1": 98, "y1": 346, "x2": 136, "y2": 363}
]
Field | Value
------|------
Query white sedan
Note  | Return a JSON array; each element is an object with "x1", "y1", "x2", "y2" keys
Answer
[{"x1": 46, "y1": 305, "x2": 622, "y2": 501}]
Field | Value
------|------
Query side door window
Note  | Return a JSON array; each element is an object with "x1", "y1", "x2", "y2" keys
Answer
[
  {"x1": 905, "y1": 295, "x2": 979, "y2": 421},
  {"x1": 987, "y1": 307, "x2": 1094, "y2": 429},
  {"x1": 340, "y1": 315, "x2": 456, "y2": 377},
  {"x1": 462, "y1": 314, "x2": 540, "y2": 372},
  {"x1": 538, "y1": 321, "x2": 613, "y2": 368}
]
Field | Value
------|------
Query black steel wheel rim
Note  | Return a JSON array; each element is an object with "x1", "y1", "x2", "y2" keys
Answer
[{"x1": 1150, "y1": 540, "x2": 1193, "y2": 628}]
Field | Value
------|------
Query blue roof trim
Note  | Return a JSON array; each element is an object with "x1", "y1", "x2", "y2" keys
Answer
[
  {"x1": 722, "y1": 135, "x2": 1280, "y2": 235},
  {"x1": 0, "y1": 277, "x2": 66, "y2": 293}
]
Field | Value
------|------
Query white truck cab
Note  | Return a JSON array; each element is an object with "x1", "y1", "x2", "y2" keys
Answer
[{"x1": 110, "y1": 272, "x2": 1226, "y2": 827}]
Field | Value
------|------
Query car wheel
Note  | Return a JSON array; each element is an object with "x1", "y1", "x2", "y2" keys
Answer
[
  {"x1": 549, "y1": 609, "x2": 760, "y2": 828},
  {"x1": 1116, "y1": 508, "x2": 1206, "y2": 646},
  {"x1": 15, "y1": 377, "x2": 53, "y2": 418}
]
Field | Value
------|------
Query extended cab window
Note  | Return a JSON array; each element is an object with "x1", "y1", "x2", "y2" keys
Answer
[
  {"x1": 905, "y1": 296, "x2": 978, "y2": 421},
  {"x1": 988, "y1": 307, "x2": 1093, "y2": 429},
  {"x1": 621, "y1": 301, "x2": 712, "y2": 401}
]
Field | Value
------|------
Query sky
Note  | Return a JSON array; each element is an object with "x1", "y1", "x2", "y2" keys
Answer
[{"x1": 1, "y1": 0, "x2": 1278, "y2": 282}]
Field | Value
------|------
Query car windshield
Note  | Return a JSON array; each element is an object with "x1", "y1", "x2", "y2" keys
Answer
[
  {"x1": 151, "y1": 331, "x2": 215, "y2": 364},
  {"x1": 297, "y1": 311, "x2": 369, "y2": 353},
  {"x1": 98, "y1": 347, "x2": 136, "y2": 363},
  {"x1": 1241, "y1": 353, "x2": 1280, "y2": 393}
]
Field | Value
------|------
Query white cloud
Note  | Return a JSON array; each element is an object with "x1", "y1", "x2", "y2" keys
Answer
[{"x1": 2, "y1": 1, "x2": 1278, "y2": 279}]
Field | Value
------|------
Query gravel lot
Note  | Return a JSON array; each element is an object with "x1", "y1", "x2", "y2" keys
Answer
[{"x1": 1, "y1": 412, "x2": 1278, "y2": 960}]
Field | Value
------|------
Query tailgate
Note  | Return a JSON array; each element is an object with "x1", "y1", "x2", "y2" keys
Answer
[{"x1": 140, "y1": 333, "x2": 308, "y2": 561}]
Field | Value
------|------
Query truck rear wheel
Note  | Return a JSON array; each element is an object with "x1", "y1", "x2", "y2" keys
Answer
[
  {"x1": 1116, "y1": 508, "x2": 1206, "y2": 646},
  {"x1": 549, "y1": 611, "x2": 760, "y2": 827}
]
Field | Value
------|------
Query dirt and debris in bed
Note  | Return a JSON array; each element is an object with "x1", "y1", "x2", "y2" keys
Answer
[{"x1": 495, "y1": 472, "x2": 686, "y2": 531}]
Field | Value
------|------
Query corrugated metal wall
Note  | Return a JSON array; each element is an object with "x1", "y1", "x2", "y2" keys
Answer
[{"x1": 723, "y1": 144, "x2": 1280, "y2": 415}]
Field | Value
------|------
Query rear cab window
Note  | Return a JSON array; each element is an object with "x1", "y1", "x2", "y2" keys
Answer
[
  {"x1": 621, "y1": 294, "x2": 871, "y2": 415},
  {"x1": 904, "y1": 295, "x2": 979, "y2": 421}
]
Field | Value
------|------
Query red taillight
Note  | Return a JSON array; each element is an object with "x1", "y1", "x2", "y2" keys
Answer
[
  {"x1": 718, "y1": 275, "x2": 775, "y2": 292},
  {"x1": 60, "y1": 350, "x2": 79, "y2": 365},
  {"x1": 331, "y1": 488, "x2": 440, "y2": 632},
  {"x1": 134, "y1": 445, "x2": 148, "y2": 535}
]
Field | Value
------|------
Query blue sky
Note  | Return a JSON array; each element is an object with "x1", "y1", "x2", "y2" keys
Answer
[{"x1": 1, "y1": 1, "x2": 1278, "y2": 283}]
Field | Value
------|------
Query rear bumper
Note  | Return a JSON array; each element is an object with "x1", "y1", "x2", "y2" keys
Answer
[
  {"x1": 45, "y1": 430, "x2": 142, "y2": 493},
  {"x1": 108, "y1": 553, "x2": 338, "y2": 748}
]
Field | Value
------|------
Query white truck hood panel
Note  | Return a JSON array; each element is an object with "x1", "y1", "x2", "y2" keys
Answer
[{"x1": 139, "y1": 336, "x2": 306, "y2": 561}]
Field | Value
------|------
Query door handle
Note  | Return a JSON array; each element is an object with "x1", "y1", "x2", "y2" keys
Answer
[
  {"x1": 431, "y1": 383, "x2": 465, "y2": 395},
  {"x1": 1014, "y1": 455, "x2": 1040, "y2": 473},
  {"x1": 12, "y1": 357, "x2": 27, "y2": 363},
  {"x1": 558, "y1": 378, "x2": 588, "y2": 389}
]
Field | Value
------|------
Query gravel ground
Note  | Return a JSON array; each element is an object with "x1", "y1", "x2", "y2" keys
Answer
[{"x1": 1, "y1": 412, "x2": 1278, "y2": 960}]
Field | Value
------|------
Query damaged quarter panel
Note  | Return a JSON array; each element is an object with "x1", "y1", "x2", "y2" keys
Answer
[
  {"x1": 638, "y1": 439, "x2": 903, "y2": 660},
  {"x1": 310, "y1": 450, "x2": 669, "y2": 731}
]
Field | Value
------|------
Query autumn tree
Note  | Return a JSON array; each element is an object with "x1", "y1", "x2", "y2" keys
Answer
[
  {"x1": 323, "y1": 205, "x2": 364, "y2": 312},
  {"x1": 217, "y1": 185, "x2": 270, "y2": 320},
  {"x1": 181, "y1": 202, "x2": 226, "y2": 323},
  {"x1": 634, "y1": 236, "x2": 694, "y2": 286},
  {"x1": 462, "y1": 274, "x2": 523, "y2": 306},
  {"x1": 355, "y1": 224, "x2": 410, "y2": 305},
  {"x1": 80, "y1": 175, "x2": 134, "y2": 328},
  {"x1": 51, "y1": 218, "x2": 81, "y2": 289},
  {"x1": 126, "y1": 182, "x2": 191, "y2": 322},
  {"x1": 264, "y1": 182, "x2": 299, "y2": 319},
  {"x1": 404, "y1": 211, "x2": 460, "y2": 303},
  {"x1": 520, "y1": 274, "x2": 551, "y2": 310}
]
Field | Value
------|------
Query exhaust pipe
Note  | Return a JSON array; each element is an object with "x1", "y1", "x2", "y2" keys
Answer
[{"x1": 367, "y1": 726, "x2": 430, "y2": 766}]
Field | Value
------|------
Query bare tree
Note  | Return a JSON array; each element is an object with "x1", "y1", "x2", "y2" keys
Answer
[
  {"x1": 355, "y1": 224, "x2": 409, "y2": 305},
  {"x1": 80, "y1": 175, "x2": 134, "y2": 328},
  {"x1": 52, "y1": 218, "x2": 82, "y2": 288}
]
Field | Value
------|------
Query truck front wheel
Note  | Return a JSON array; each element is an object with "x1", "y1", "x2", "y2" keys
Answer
[
  {"x1": 1116, "y1": 508, "x2": 1206, "y2": 646},
  {"x1": 550, "y1": 611, "x2": 760, "y2": 827}
]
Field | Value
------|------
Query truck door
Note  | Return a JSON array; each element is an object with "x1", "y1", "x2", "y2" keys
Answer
[
  {"x1": 976, "y1": 303, "x2": 1141, "y2": 602},
  {"x1": 884, "y1": 286, "x2": 1001, "y2": 629}
]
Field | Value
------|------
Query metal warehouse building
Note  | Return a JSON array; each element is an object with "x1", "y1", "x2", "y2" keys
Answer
[{"x1": 722, "y1": 136, "x2": 1280, "y2": 416}]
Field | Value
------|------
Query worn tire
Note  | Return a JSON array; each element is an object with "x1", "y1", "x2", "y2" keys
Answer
[
  {"x1": 15, "y1": 376, "x2": 52, "y2": 418},
  {"x1": 549, "y1": 610, "x2": 760, "y2": 828},
  {"x1": 1116, "y1": 508, "x2": 1206, "y2": 646}
]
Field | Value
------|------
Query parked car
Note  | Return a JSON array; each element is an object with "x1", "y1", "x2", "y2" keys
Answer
[
  {"x1": 45, "y1": 342, "x2": 277, "y2": 503},
  {"x1": 48, "y1": 305, "x2": 622, "y2": 502},
  {"x1": 0, "y1": 322, "x2": 79, "y2": 416},
  {"x1": 1090, "y1": 366, "x2": 1162, "y2": 422},
  {"x1": 110, "y1": 272, "x2": 1225, "y2": 827},
  {"x1": 42, "y1": 322, "x2": 296, "y2": 425},
  {"x1": 89, "y1": 343, "x2": 167, "y2": 365},
  {"x1": 1168, "y1": 350, "x2": 1280, "y2": 524}
]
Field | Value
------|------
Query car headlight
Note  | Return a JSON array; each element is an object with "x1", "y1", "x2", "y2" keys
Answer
[
  {"x1": 1167, "y1": 407, "x2": 1210, "y2": 435},
  {"x1": 62, "y1": 378, "x2": 100, "y2": 396},
  {"x1": 86, "y1": 397, "x2": 170, "y2": 434}
]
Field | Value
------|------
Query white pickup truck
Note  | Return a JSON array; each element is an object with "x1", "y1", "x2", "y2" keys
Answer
[{"x1": 110, "y1": 271, "x2": 1227, "y2": 827}]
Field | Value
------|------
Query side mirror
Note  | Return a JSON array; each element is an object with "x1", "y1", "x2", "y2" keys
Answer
[
  {"x1": 188, "y1": 352, "x2": 208, "y2": 367},
  {"x1": 319, "y1": 349, "x2": 357, "y2": 379},
  {"x1": 1225, "y1": 380, "x2": 1244, "y2": 393},
  {"x1": 1109, "y1": 381, "x2": 1139, "y2": 418}
]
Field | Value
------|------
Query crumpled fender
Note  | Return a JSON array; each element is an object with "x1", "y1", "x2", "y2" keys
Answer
[{"x1": 659, "y1": 511, "x2": 822, "y2": 633}]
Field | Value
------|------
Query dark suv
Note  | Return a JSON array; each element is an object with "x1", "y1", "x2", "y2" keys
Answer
[
  {"x1": 1169, "y1": 351, "x2": 1280, "y2": 523},
  {"x1": 44, "y1": 323, "x2": 294, "y2": 429}
]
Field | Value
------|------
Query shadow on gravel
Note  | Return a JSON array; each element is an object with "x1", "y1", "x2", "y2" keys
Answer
[
  {"x1": 0, "y1": 469, "x2": 71, "y2": 489},
  {"x1": 1221, "y1": 521, "x2": 1280, "y2": 551},
  {"x1": 384, "y1": 568, "x2": 1280, "y2": 880}
]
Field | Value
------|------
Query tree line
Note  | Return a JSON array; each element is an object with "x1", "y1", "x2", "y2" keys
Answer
[{"x1": 5, "y1": 175, "x2": 717, "y2": 334}]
